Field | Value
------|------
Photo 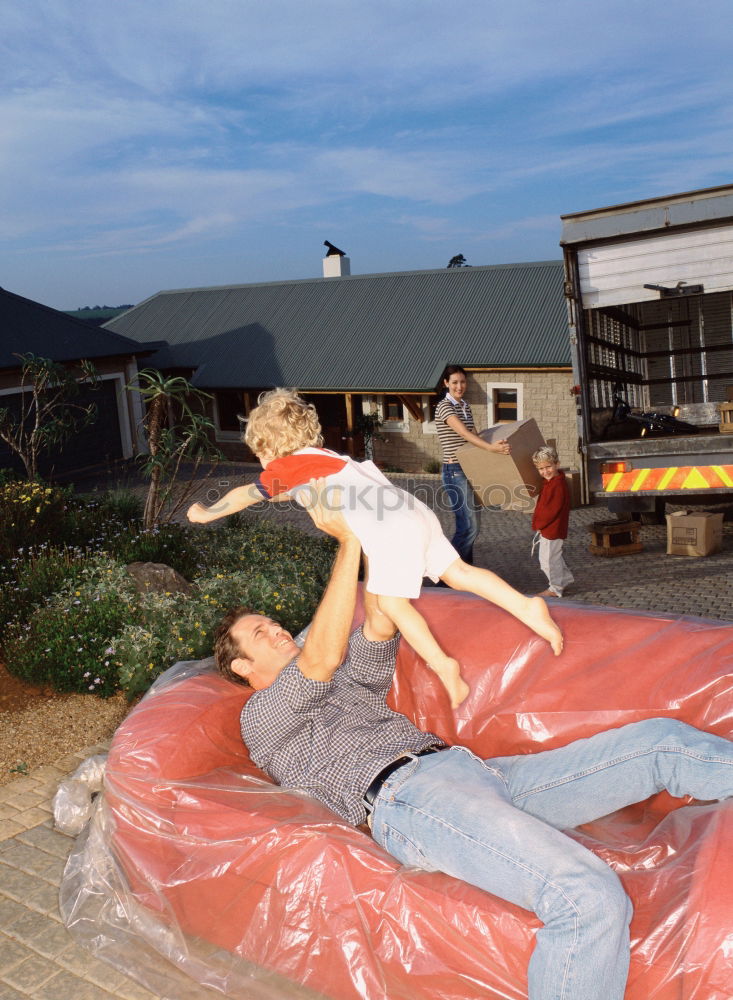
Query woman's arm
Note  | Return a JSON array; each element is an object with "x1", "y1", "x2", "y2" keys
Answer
[
  {"x1": 187, "y1": 482, "x2": 265, "y2": 524},
  {"x1": 444, "y1": 412, "x2": 511, "y2": 455}
]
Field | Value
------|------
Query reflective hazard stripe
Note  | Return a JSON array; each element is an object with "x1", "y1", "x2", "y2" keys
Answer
[{"x1": 602, "y1": 464, "x2": 733, "y2": 492}]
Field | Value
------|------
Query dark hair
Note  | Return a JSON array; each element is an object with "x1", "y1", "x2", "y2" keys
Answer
[
  {"x1": 434, "y1": 364, "x2": 468, "y2": 399},
  {"x1": 214, "y1": 606, "x2": 256, "y2": 687}
]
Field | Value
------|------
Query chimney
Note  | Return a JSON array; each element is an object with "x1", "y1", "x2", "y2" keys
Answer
[{"x1": 323, "y1": 240, "x2": 351, "y2": 278}]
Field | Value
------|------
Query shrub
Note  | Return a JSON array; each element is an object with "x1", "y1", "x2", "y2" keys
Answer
[
  {"x1": 112, "y1": 526, "x2": 335, "y2": 700},
  {"x1": 74, "y1": 488, "x2": 143, "y2": 525},
  {"x1": 3, "y1": 501, "x2": 337, "y2": 702},
  {"x1": 0, "y1": 545, "x2": 94, "y2": 639},
  {"x1": 195, "y1": 516, "x2": 337, "y2": 579},
  {"x1": 103, "y1": 522, "x2": 200, "y2": 579},
  {"x1": 2, "y1": 559, "x2": 139, "y2": 697},
  {"x1": 424, "y1": 459, "x2": 441, "y2": 474},
  {"x1": 0, "y1": 481, "x2": 68, "y2": 558}
]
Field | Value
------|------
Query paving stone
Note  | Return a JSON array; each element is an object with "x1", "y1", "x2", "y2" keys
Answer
[
  {"x1": 0, "y1": 865, "x2": 38, "y2": 902},
  {"x1": 112, "y1": 981, "x2": 163, "y2": 1000},
  {"x1": 0, "y1": 897, "x2": 26, "y2": 930},
  {"x1": 31, "y1": 919, "x2": 75, "y2": 958},
  {"x1": 18, "y1": 822, "x2": 72, "y2": 859},
  {"x1": 0, "y1": 983, "x2": 28, "y2": 1000},
  {"x1": 0, "y1": 935, "x2": 31, "y2": 973},
  {"x1": 2, "y1": 951, "x2": 58, "y2": 991},
  {"x1": 17, "y1": 805, "x2": 53, "y2": 830},
  {"x1": 5, "y1": 906, "x2": 52, "y2": 946},
  {"x1": 2, "y1": 791, "x2": 41, "y2": 813},
  {"x1": 0, "y1": 821, "x2": 24, "y2": 844},
  {"x1": 26, "y1": 878, "x2": 62, "y2": 916},
  {"x1": 34, "y1": 969, "x2": 115, "y2": 1000},
  {"x1": 0, "y1": 778, "x2": 37, "y2": 798},
  {"x1": 0, "y1": 843, "x2": 58, "y2": 877}
]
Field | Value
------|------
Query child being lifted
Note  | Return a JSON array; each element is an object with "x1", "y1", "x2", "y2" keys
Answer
[{"x1": 188, "y1": 389, "x2": 563, "y2": 707}]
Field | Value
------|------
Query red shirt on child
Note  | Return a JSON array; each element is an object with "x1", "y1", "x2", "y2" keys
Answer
[{"x1": 531, "y1": 470, "x2": 570, "y2": 540}]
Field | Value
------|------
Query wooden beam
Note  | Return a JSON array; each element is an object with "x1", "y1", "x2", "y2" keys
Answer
[
  {"x1": 397, "y1": 394, "x2": 424, "y2": 422},
  {"x1": 344, "y1": 393, "x2": 355, "y2": 457}
]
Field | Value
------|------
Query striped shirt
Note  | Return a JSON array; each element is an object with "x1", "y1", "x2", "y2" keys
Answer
[
  {"x1": 241, "y1": 627, "x2": 442, "y2": 825},
  {"x1": 435, "y1": 397, "x2": 476, "y2": 463}
]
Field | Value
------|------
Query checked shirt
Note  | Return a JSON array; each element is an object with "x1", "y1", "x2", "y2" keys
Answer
[{"x1": 241, "y1": 627, "x2": 442, "y2": 825}]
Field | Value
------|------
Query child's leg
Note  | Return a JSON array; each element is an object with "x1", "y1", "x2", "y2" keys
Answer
[
  {"x1": 441, "y1": 559, "x2": 564, "y2": 655},
  {"x1": 376, "y1": 594, "x2": 470, "y2": 708},
  {"x1": 540, "y1": 537, "x2": 573, "y2": 597}
]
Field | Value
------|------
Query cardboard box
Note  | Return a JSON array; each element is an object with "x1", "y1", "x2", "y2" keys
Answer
[
  {"x1": 665, "y1": 511, "x2": 724, "y2": 557},
  {"x1": 456, "y1": 418, "x2": 545, "y2": 513},
  {"x1": 725, "y1": 385, "x2": 733, "y2": 402}
]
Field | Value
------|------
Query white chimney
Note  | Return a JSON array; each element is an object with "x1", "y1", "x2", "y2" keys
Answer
[{"x1": 323, "y1": 241, "x2": 351, "y2": 278}]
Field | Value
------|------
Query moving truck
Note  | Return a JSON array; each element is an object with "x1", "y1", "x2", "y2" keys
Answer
[{"x1": 560, "y1": 184, "x2": 733, "y2": 519}]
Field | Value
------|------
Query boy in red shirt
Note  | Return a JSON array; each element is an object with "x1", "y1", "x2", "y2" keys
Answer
[{"x1": 531, "y1": 446, "x2": 574, "y2": 598}]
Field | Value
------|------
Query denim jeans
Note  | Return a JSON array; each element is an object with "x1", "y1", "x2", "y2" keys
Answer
[
  {"x1": 370, "y1": 719, "x2": 733, "y2": 1000},
  {"x1": 441, "y1": 462, "x2": 480, "y2": 563}
]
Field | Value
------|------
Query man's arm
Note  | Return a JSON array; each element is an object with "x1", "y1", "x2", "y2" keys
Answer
[{"x1": 297, "y1": 481, "x2": 362, "y2": 682}]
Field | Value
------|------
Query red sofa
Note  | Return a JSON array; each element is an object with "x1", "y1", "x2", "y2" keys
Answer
[{"x1": 95, "y1": 590, "x2": 733, "y2": 999}]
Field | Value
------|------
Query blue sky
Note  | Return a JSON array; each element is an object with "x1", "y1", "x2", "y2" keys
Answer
[{"x1": 2, "y1": 0, "x2": 732, "y2": 310}]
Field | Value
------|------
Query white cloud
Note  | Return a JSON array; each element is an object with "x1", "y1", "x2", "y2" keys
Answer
[{"x1": 2, "y1": 0, "x2": 733, "y2": 307}]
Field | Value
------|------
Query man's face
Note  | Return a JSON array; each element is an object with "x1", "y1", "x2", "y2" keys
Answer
[{"x1": 229, "y1": 614, "x2": 300, "y2": 690}]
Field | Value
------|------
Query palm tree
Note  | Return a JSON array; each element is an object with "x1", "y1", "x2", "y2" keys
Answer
[{"x1": 130, "y1": 370, "x2": 221, "y2": 528}]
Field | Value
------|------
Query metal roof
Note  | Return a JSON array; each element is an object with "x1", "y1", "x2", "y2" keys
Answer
[
  {"x1": 105, "y1": 261, "x2": 569, "y2": 391},
  {"x1": 0, "y1": 287, "x2": 144, "y2": 371}
]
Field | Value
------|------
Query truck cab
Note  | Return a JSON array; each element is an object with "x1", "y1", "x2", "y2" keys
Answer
[{"x1": 561, "y1": 185, "x2": 733, "y2": 518}]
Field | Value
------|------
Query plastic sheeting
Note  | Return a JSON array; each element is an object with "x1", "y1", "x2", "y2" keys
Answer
[{"x1": 59, "y1": 589, "x2": 733, "y2": 1000}]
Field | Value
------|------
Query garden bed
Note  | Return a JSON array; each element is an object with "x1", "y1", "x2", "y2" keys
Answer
[
  {"x1": 0, "y1": 661, "x2": 130, "y2": 785},
  {"x1": 0, "y1": 481, "x2": 337, "y2": 784}
]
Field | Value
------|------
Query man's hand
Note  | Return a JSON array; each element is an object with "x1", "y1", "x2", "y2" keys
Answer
[{"x1": 304, "y1": 478, "x2": 354, "y2": 544}]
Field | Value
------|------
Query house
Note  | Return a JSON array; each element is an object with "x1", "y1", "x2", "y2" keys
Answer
[
  {"x1": 105, "y1": 259, "x2": 574, "y2": 472},
  {"x1": 0, "y1": 287, "x2": 149, "y2": 479}
]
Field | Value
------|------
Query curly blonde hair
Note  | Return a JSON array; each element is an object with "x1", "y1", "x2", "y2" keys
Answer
[
  {"x1": 532, "y1": 445, "x2": 559, "y2": 466},
  {"x1": 244, "y1": 388, "x2": 323, "y2": 458}
]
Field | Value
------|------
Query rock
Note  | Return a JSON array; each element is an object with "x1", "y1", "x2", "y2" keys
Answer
[{"x1": 125, "y1": 562, "x2": 194, "y2": 596}]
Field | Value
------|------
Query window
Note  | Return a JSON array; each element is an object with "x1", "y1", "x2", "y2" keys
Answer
[
  {"x1": 361, "y1": 395, "x2": 409, "y2": 432},
  {"x1": 213, "y1": 389, "x2": 246, "y2": 440},
  {"x1": 486, "y1": 382, "x2": 523, "y2": 424}
]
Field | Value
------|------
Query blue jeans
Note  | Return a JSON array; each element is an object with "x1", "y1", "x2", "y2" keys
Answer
[
  {"x1": 370, "y1": 719, "x2": 733, "y2": 1000},
  {"x1": 441, "y1": 462, "x2": 480, "y2": 563}
]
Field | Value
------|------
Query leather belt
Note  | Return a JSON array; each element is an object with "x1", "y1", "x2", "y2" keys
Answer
[{"x1": 363, "y1": 746, "x2": 446, "y2": 811}]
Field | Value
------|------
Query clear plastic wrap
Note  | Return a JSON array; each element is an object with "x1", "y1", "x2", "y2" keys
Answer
[
  {"x1": 60, "y1": 591, "x2": 733, "y2": 999},
  {"x1": 53, "y1": 753, "x2": 108, "y2": 836}
]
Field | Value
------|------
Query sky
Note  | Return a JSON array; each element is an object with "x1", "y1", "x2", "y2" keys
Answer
[{"x1": 2, "y1": 0, "x2": 732, "y2": 311}]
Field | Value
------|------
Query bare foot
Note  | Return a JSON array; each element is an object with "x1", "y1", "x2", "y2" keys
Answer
[
  {"x1": 427, "y1": 657, "x2": 470, "y2": 708},
  {"x1": 537, "y1": 589, "x2": 560, "y2": 598},
  {"x1": 523, "y1": 596, "x2": 564, "y2": 655}
]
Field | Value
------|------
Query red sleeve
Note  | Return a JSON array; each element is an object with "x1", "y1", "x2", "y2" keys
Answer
[{"x1": 259, "y1": 453, "x2": 347, "y2": 498}]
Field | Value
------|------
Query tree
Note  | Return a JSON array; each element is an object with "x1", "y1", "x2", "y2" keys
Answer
[
  {"x1": 355, "y1": 409, "x2": 386, "y2": 462},
  {"x1": 129, "y1": 370, "x2": 223, "y2": 529},
  {"x1": 447, "y1": 254, "x2": 469, "y2": 268},
  {"x1": 0, "y1": 354, "x2": 99, "y2": 480}
]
